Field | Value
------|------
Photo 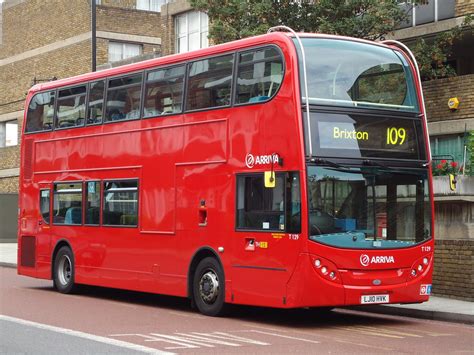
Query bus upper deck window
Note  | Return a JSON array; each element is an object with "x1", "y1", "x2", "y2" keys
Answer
[
  {"x1": 26, "y1": 91, "x2": 55, "y2": 133},
  {"x1": 236, "y1": 47, "x2": 284, "y2": 105},
  {"x1": 186, "y1": 54, "x2": 234, "y2": 111},
  {"x1": 144, "y1": 65, "x2": 185, "y2": 118},
  {"x1": 105, "y1": 74, "x2": 143, "y2": 123},
  {"x1": 56, "y1": 85, "x2": 87, "y2": 129}
]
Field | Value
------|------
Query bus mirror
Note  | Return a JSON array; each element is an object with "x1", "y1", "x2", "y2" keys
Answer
[{"x1": 264, "y1": 171, "x2": 276, "y2": 188}]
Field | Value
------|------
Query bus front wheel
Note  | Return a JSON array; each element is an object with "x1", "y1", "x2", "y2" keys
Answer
[
  {"x1": 53, "y1": 246, "x2": 77, "y2": 294},
  {"x1": 193, "y1": 257, "x2": 226, "y2": 316}
]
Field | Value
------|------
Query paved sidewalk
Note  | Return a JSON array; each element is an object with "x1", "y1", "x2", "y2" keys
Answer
[
  {"x1": 2, "y1": 243, "x2": 473, "y2": 324},
  {"x1": 0, "y1": 243, "x2": 17, "y2": 267}
]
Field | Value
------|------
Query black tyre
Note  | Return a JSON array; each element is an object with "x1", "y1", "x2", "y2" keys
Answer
[
  {"x1": 53, "y1": 246, "x2": 76, "y2": 294},
  {"x1": 193, "y1": 257, "x2": 226, "y2": 316}
]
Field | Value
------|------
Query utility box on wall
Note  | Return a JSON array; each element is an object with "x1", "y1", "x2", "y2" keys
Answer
[{"x1": 0, "y1": 193, "x2": 18, "y2": 242}]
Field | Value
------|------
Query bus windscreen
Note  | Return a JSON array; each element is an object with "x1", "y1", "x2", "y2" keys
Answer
[{"x1": 295, "y1": 38, "x2": 420, "y2": 113}]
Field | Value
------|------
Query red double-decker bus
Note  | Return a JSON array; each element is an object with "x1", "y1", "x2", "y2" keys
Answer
[{"x1": 18, "y1": 28, "x2": 434, "y2": 316}]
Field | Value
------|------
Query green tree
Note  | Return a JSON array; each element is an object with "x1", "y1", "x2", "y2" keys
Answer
[
  {"x1": 190, "y1": 0, "x2": 411, "y2": 43},
  {"x1": 410, "y1": 16, "x2": 473, "y2": 81},
  {"x1": 190, "y1": 1, "x2": 473, "y2": 81},
  {"x1": 466, "y1": 130, "x2": 474, "y2": 176}
]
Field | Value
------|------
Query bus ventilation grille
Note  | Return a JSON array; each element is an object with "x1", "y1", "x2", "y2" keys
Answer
[
  {"x1": 23, "y1": 139, "x2": 34, "y2": 180},
  {"x1": 21, "y1": 236, "x2": 36, "y2": 268}
]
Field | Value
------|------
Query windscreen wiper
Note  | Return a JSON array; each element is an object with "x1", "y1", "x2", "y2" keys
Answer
[
  {"x1": 363, "y1": 159, "x2": 389, "y2": 168},
  {"x1": 310, "y1": 158, "x2": 344, "y2": 169},
  {"x1": 363, "y1": 159, "x2": 428, "y2": 173}
]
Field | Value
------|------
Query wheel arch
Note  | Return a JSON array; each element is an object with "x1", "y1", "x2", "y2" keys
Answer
[
  {"x1": 51, "y1": 239, "x2": 73, "y2": 279},
  {"x1": 187, "y1": 246, "x2": 224, "y2": 299}
]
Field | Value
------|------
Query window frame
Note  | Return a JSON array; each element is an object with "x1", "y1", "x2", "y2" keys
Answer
[
  {"x1": 85, "y1": 180, "x2": 101, "y2": 226},
  {"x1": 175, "y1": 11, "x2": 209, "y2": 54},
  {"x1": 24, "y1": 43, "x2": 287, "y2": 135},
  {"x1": 184, "y1": 52, "x2": 236, "y2": 113},
  {"x1": 86, "y1": 80, "x2": 106, "y2": 127},
  {"x1": 142, "y1": 63, "x2": 186, "y2": 119},
  {"x1": 39, "y1": 188, "x2": 51, "y2": 225},
  {"x1": 233, "y1": 45, "x2": 285, "y2": 108},
  {"x1": 0, "y1": 119, "x2": 19, "y2": 147},
  {"x1": 136, "y1": 0, "x2": 167, "y2": 12},
  {"x1": 235, "y1": 172, "x2": 300, "y2": 233},
  {"x1": 24, "y1": 90, "x2": 56, "y2": 134},
  {"x1": 102, "y1": 178, "x2": 140, "y2": 228},
  {"x1": 54, "y1": 84, "x2": 88, "y2": 131},
  {"x1": 103, "y1": 72, "x2": 144, "y2": 124},
  {"x1": 108, "y1": 41, "x2": 143, "y2": 63},
  {"x1": 52, "y1": 181, "x2": 84, "y2": 226}
]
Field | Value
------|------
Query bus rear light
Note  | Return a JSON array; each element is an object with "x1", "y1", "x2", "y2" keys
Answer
[
  {"x1": 329, "y1": 271, "x2": 336, "y2": 280},
  {"x1": 417, "y1": 264, "x2": 423, "y2": 272},
  {"x1": 314, "y1": 259, "x2": 321, "y2": 268},
  {"x1": 423, "y1": 257, "x2": 429, "y2": 265},
  {"x1": 411, "y1": 269, "x2": 417, "y2": 277},
  {"x1": 321, "y1": 266, "x2": 328, "y2": 275}
]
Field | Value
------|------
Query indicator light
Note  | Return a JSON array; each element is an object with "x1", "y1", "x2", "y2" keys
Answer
[
  {"x1": 423, "y1": 257, "x2": 429, "y2": 265},
  {"x1": 418, "y1": 264, "x2": 423, "y2": 272},
  {"x1": 329, "y1": 271, "x2": 336, "y2": 279},
  {"x1": 321, "y1": 266, "x2": 328, "y2": 275},
  {"x1": 314, "y1": 259, "x2": 321, "y2": 267},
  {"x1": 411, "y1": 269, "x2": 417, "y2": 276}
]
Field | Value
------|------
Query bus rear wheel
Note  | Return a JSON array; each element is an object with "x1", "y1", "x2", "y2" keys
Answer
[
  {"x1": 193, "y1": 257, "x2": 226, "y2": 316},
  {"x1": 53, "y1": 246, "x2": 77, "y2": 294}
]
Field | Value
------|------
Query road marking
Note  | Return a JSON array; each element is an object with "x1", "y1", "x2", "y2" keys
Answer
[
  {"x1": 111, "y1": 334, "x2": 202, "y2": 350},
  {"x1": 355, "y1": 325, "x2": 423, "y2": 337},
  {"x1": 111, "y1": 331, "x2": 270, "y2": 350},
  {"x1": 0, "y1": 315, "x2": 172, "y2": 355},
  {"x1": 238, "y1": 330, "x2": 321, "y2": 344},
  {"x1": 242, "y1": 323, "x2": 290, "y2": 333},
  {"x1": 193, "y1": 332, "x2": 270, "y2": 345},
  {"x1": 337, "y1": 326, "x2": 404, "y2": 338}
]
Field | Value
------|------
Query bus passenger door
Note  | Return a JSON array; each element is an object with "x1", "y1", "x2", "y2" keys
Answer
[{"x1": 232, "y1": 172, "x2": 302, "y2": 307}]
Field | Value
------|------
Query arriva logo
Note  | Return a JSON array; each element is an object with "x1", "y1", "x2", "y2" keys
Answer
[
  {"x1": 245, "y1": 153, "x2": 279, "y2": 169},
  {"x1": 360, "y1": 254, "x2": 395, "y2": 266}
]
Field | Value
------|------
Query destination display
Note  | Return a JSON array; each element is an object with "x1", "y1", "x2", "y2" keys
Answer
[{"x1": 307, "y1": 112, "x2": 425, "y2": 160}]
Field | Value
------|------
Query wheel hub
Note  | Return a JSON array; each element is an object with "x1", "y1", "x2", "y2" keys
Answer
[
  {"x1": 199, "y1": 271, "x2": 219, "y2": 304},
  {"x1": 58, "y1": 255, "x2": 72, "y2": 286}
]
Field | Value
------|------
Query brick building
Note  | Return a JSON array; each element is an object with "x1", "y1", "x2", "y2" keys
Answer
[
  {"x1": 0, "y1": 0, "x2": 208, "y2": 240},
  {"x1": 387, "y1": 0, "x2": 474, "y2": 301},
  {"x1": 0, "y1": 0, "x2": 473, "y2": 298}
]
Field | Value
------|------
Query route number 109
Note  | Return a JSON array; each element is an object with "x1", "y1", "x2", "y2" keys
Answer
[{"x1": 386, "y1": 127, "x2": 406, "y2": 145}]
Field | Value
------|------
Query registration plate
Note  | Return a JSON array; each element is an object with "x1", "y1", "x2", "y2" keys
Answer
[{"x1": 361, "y1": 294, "x2": 389, "y2": 304}]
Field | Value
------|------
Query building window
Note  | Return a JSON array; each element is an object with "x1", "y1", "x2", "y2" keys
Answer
[
  {"x1": 431, "y1": 134, "x2": 467, "y2": 167},
  {"x1": 175, "y1": 11, "x2": 209, "y2": 54},
  {"x1": 136, "y1": 0, "x2": 168, "y2": 12},
  {"x1": 396, "y1": 0, "x2": 455, "y2": 29},
  {"x1": 0, "y1": 120, "x2": 18, "y2": 147},
  {"x1": 108, "y1": 42, "x2": 142, "y2": 63}
]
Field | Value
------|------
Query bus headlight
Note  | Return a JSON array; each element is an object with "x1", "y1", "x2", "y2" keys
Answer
[{"x1": 311, "y1": 255, "x2": 341, "y2": 284}]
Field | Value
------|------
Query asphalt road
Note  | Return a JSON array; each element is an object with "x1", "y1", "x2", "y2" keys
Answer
[{"x1": 1, "y1": 267, "x2": 473, "y2": 354}]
